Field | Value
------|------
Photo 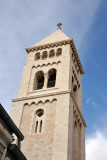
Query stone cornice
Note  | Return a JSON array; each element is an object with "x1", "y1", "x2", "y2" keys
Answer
[
  {"x1": 71, "y1": 39, "x2": 84, "y2": 74},
  {"x1": 25, "y1": 39, "x2": 72, "y2": 53},
  {"x1": 25, "y1": 38, "x2": 84, "y2": 74},
  {"x1": 12, "y1": 90, "x2": 71, "y2": 102},
  {"x1": 70, "y1": 91, "x2": 87, "y2": 127}
]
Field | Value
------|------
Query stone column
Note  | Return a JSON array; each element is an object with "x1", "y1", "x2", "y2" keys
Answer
[{"x1": 43, "y1": 73, "x2": 48, "y2": 89}]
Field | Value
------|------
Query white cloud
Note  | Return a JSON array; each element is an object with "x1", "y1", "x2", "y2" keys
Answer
[
  {"x1": 86, "y1": 131, "x2": 107, "y2": 160},
  {"x1": 86, "y1": 99, "x2": 100, "y2": 107},
  {"x1": 86, "y1": 98, "x2": 91, "y2": 104},
  {"x1": 92, "y1": 101, "x2": 97, "y2": 106}
]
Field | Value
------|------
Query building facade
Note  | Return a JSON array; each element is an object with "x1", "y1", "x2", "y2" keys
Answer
[
  {"x1": 0, "y1": 104, "x2": 27, "y2": 160},
  {"x1": 11, "y1": 25, "x2": 86, "y2": 160}
]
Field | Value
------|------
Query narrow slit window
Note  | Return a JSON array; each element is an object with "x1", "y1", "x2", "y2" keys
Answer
[
  {"x1": 72, "y1": 76, "x2": 74, "y2": 83},
  {"x1": 39, "y1": 120, "x2": 42, "y2": 133},
  {"x1": 74, "y1": 121, "x2": 77, "y2": 128},
  {"x1": 35, "y1": 121, "x2": 38, "y2": 133}
]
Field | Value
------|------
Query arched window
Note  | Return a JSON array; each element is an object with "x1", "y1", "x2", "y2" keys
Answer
[
  {"x1": 56, "y1": 48, "x2": 62, "y2": 56},
  {"x1": 35, "y1": 52, "x2": 40, "y2": 60},
  {"x1": 42, "y1": 51, "x2": 47, "y2": 59},
  {"x1": 49, "y1": 50, "x2": 55, "y2": 58},
  {"x1": 35, "y1": 109, "x2": 44, "y2": 134},
  {"x1": 33, "y1": 71, "x2": 44, "y2": 90},
  {"x1": 47, "y1": 69, "x2": 56, "y2": 88}
]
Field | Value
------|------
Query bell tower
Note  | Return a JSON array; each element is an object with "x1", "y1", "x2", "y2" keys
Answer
[{"x1": 11, "y1": 24, "x2": 86, "y2": 160}]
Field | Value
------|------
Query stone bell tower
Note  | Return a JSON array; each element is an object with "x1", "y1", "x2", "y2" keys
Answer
[{"x1": 11, "y1": 24, "x2": 86, "y2": 160}]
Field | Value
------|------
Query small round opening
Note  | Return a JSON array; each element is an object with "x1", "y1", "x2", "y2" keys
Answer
[{"x1": 36, "y1": 109, "x2": 44, "y2": 117}]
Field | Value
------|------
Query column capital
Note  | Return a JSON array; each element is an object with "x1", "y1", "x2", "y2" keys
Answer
[{"x1": 44, "y1": 73, "x2": 48, "y2": 77}]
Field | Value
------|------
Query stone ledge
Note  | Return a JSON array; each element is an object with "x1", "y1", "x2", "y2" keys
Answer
[{"x1": 12, "y1": 90, "x2": 71, "y2": 102}]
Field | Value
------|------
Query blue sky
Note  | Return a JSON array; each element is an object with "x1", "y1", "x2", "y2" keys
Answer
[
  {"x1": 82, "y1": 0, "x2": 107, "y2": 133},
  {"x1": 0, "y1": 0, "x2": 107, "y2": 159}
]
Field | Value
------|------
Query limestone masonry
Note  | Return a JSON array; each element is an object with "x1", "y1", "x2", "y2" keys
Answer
[{"x1": 10, "y1": 25, "x2": 86, "y2": 160}]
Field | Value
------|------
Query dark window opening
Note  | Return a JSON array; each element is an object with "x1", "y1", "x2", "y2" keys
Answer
[
  {"x1": 49, "y1": 50, "x2": 55, "y2": 58},
  {"x1": 42, "y1": 51, "x2": 47, "y2": 59},
  {"x1": 74, "y1": 121, "x2": 77, "y2": 128},
  {"x1": 47, "y1": 69, "x2": 56, "y2": 88},
  {"x1": 39, "y1": 120, "x2": 42, "y2": 133},
  {"x1": 35, "y1": 52, "x2": 40, "y2": 60},
  {"x1": 72, "y1": 76, "x2": 74, "y2": 83},
  {"x1": 35, "y1": 121, "x2": 38, "y2": 133},
  {"x1": 73, "y1": 84, "x2": 77, "y2": 92},
  {"x1": 34, "y1": 71, "x2": 44, "y2": 90},
  {"x1": 56, "y1": 48, "x2": 62, "y2": 56}
]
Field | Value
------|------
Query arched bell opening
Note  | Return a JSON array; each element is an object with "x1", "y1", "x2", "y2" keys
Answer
[
  {"x1": 34, "y1": 71, "x2": 44, "y2": 90},
  {"x1": 47, "y1": 69, "x2": 56, "y2": 88}
]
